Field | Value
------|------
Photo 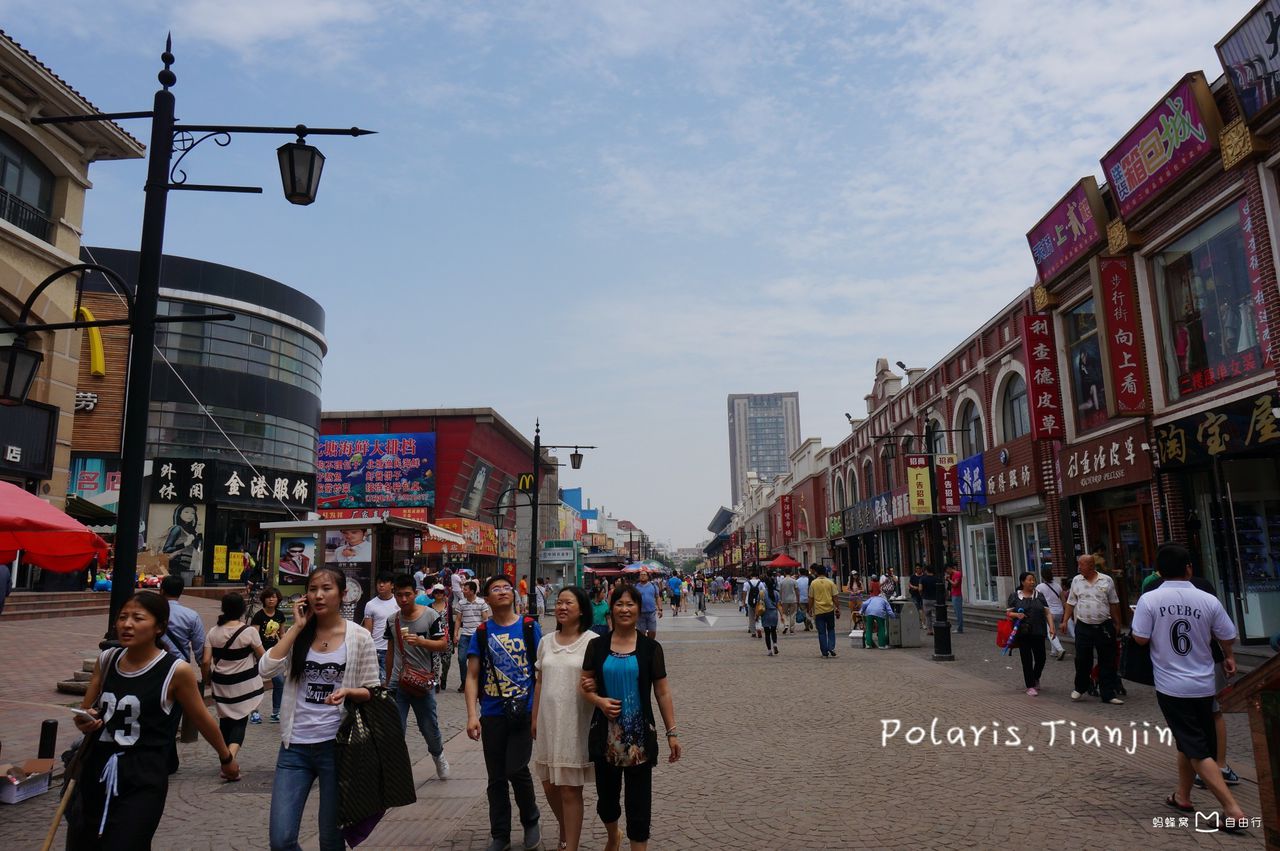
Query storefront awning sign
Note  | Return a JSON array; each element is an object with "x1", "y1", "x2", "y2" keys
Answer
[
  {"x1": 1100, "y1": 72, "x2": 1222, "y2": 222},
  {"x1": 1023, "y1": 315, "x2": 1066, "y2": 440},
  {"x1": 827, "y1": 512, "x2": 844, "y2": 538},
  {"x1": 957, "y1": 453, "x2": 986, "y2": 510},
  {"x1": 905, "y1": 454, "x2": 933, "y2": 515},
  {"x1": 935, "y1": 454, "x2": 960, "y2": 514},
  {"x1": 1217, "y1": 0, "x2": 1280, "y2": 124},
  {"x1": 1026, "y1": 177, "x2": 1107, "y2": 285},
  {"x1": 1060, "y1": 422, "x2": 1153, "y2": 496},
  {"x1": 1155, "y1": 391, "x2": 1280, "y2": 468}
]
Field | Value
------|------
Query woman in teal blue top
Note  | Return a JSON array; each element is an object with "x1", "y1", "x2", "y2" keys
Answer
[{"x1": 580, "y1": 584, "x2": 681, "y2": 851}]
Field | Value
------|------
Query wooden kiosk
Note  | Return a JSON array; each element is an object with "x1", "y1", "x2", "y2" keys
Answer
[
  {"x1": 1219, "y1": 653, "x2": 1280, "y2": 849},
  {"x1": 259, "y1": 517, "x2": 463, "y2": 622}
]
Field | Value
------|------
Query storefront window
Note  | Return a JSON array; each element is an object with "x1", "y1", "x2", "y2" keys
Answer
[
  {"x1": 1154, "y1": 203, "x2": 1267, "y2": 401},
  {"x1": 959, "y1": 401, "x2": 984, "y2": 457},
  {"x1": 1064, "y1": 298, "x2": 1108, "y2": 432},
  {"x1": 834, "y1": 476, "x2": 846, "y2": 510},
  {"x1": 1012, "y1": 519, "x2": 1053, "y2": 579},
  {"x1": 863, "y1": 461, "x2": 873, "y2": 499},
  {"x1": 881, "y1": 450, "x2": 895, "y2": 491},
  {"x1": 966, "y1": 522, "x2": 998, "y2": 603},
  {"x1": 1000, "y1": 374, "x2": 1030, "y2": 441},
  {"x1": 880, "y1": 529, "x2": 901, "y2": 573}
]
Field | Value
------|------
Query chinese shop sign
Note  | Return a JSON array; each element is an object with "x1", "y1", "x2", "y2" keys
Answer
[
  {"x1": 1155, "y1": 392, "x2": 1280, "y2": 467},
  {"x1": 935, "y1": 454, "x2": 960, "y2": 514},
  {"x1": 872, "y1": 491, "x2": 895, "y2": 529},
  {"x1": 1217, "y1": 0, "x2": 1280, "y2": 122},
  {"x1": 1239, "y1": 196, "x2": 1275, "y2": 368},
  {"x1": 1060, "y1": 423, "x2": 1153, "y2": 496},
  {"x1": 781, "y1": 494, "x2": 795, "y2": 541},
  {"x1": 1101, "y1": 73, "x2": 1222, "y2": 221},
  {"x1": 317, "y1": 432, "x2": 436, "y2": 509},
  {"x1": 906, "y1": 454, "x2": 934, "y2": 515},
  {"x1": 891, "y1": 487, "x2": 913, "y2": 527},
  {"x1": 1023, "y1": 315, "x2": 1066, "y2": 440},
  {"x1": 420, "y1": 517, "x2": 499, "y2": 556},
  {"x1": 982, "y1": 438, "x2": 1041, "y2": 505},
  {"x1": 1095, "y1": 257, "x2": 1150, "y2": 415},
  {"x1": 151, "y1": 458, "x2": 315, "y2": 511},
  {"x1": 1026, "y1": 178, "x2": 1107, "y2": 284},
  {"x1": 957, "y1": 453, "x2": 986, "y2": 512}
]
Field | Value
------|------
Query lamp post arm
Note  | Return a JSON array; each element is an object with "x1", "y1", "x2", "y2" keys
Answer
[{"x1": 16, "y1": 264, "x2": 133, "y2": 326}]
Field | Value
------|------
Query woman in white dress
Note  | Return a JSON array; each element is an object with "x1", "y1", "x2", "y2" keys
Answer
[{"x1": 532, "y1": 586, "x2": 596, "y2": 851}]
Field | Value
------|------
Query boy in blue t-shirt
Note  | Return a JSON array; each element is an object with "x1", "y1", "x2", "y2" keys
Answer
[{"x1": 465, "y1": 575, "x2": 542, "y2": 851}]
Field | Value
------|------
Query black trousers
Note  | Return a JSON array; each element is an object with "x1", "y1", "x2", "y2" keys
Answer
[
  {"x1": 763, "y1": 625, "x2": 778, "y2": 650},
  {"x1": 479, "y1": 714, "x2": 539, "y2": 840},
  {"x1": 595, "y1": 760, "x2": 653, "y2": 841},
  {"x1": 1073, "y1": 621, "x2": 1118, "y2": 700},
  {"x1": 1018, "y1": 636, "x2": 1046, "y2": 688},
  {"x1": 66, "y1": 745, "x2": 169, "y2": 851},
  {"x1": 219, "y1": 715, "x2": 249, "y2": 747}
]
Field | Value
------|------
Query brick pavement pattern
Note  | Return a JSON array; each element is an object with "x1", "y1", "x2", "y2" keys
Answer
[{"x1": 0, "y1": 600, "x2": 1265, "y2": 849}]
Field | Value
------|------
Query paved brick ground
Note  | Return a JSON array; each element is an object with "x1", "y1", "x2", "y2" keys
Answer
[{"x1": 0, "y1": 600, "x2": 1267, "y2": 849}]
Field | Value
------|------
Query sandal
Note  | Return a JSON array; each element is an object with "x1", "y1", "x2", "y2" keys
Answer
[{"x1": 1164, "y1": 794, "x2": 1193, "y2": 812}]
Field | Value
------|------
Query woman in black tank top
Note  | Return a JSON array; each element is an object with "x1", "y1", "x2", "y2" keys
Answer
[{"x1": 66, "y1": 592, "x2": 240, "y2": 850}]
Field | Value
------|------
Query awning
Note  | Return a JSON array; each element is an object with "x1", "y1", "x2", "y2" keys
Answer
[
  {"x1": 767, "y1": 553, "x2": 801, "y2": 569},
  {"x1": 260, "y1": 516, "x2": 465, "y2": 545},
  {"x1": 64, "y1": 495, "x2": 117, "y2": 523},
  {"x1": 0, "y1": 481, "x2": 110, "y2": 573}
]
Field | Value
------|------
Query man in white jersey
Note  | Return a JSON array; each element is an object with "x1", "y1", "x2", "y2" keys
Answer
[{"x1": 1131, "y1": 543, "x2": 1246, "y2": 829}]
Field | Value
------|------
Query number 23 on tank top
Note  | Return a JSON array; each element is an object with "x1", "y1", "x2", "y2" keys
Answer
[{"x1": 99, "y1": 692, "x2": 143, "y2": 746}]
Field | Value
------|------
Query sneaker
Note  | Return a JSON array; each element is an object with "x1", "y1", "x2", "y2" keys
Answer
[
  {"x1": 773, "y1": 646, "x2": 779, "y2": 655},
  {"x1": 1104, "y1": 697, "x2": 1125, "y2": 705},
  {"x1": 829, "y1": 651, "x2": 838, "y2": 658},
  {"x1": 1193, "y1": 774, "x2": 1206, "y2": 789},
  {"x1": 522, "y1": 821, "x2": 542, "y2": 850},
  {"x1": 484, "y1": 839, "x2": 512, "y2": 851},
  {"x1": 878, "y1": 644, "x2": 889, "y2": 650},
  {"x1": 433, "y1": 754, "x2": 451, "y2": 780},
  {"x1": 1070, "y1": 690, "x2": 1083, "y2": 701},
  {"x1": 269, "y1": 713, "x2": 280, "y2": 724},
  {"x1": 766, "y1": 649, "x2": 775, "y2": 656},
  {"x1": 1222, "y1": 766, "x2": 1240, "y2": 785},
  {"x1": 1027, "y1": 687, "x2": 1039, "y2": 696},
  {"x1": 249, "y1": 710, "x2": 262, "y2": 725}
]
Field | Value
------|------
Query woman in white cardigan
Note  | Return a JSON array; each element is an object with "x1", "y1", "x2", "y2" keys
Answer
[{"x1": 261, "y1": 567, "x2": 380, "y2": 851}]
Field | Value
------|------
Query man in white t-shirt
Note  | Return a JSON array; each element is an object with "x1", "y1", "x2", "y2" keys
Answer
[
  {"x1": 362, "y1": 573, "x2": 400, "y2": 685},
  {"x1": 1034, "y1": 568, "x2": 1067, "y2": 660},
  {"x1": 777, "y1": 570, "x2": 799, "y2": 634},
  {"x1": 796, "y1": 571, "x2": 812, "y2": 631},
  {"x1": 1132, "y1": 543, "x2": 1245, "y2": 828}
]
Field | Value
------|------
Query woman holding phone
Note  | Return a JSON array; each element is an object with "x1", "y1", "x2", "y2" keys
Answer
[
  {"x1": 69, "y1": 592, "x2": 239, "y2": 849},
  {"x1": 261, "y1": 567, "x2": 380, "y2": 851}
]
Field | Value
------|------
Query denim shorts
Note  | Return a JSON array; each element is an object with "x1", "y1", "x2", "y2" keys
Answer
[{"x1": 638, "y1": 610, "x2": 658, "y2": 632}]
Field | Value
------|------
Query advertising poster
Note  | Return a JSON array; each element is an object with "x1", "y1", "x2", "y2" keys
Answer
[
  {"x1": 317, "y1": 432, "x2": 436, "y2": 509},
  {"x1": 277, "y1": 536, "x2": 316, "y2": 584},
  {"x1": 325, "y1": 528, "x2": 372, "y2": 623},
  {"x1": 228, "y1": 551, "x2": 245, "y2": 581},
  {"x1": 147, "y1": 502, "x2": 205, "y2": 577},
  {"x1": 460, "y1": 459, "x2": 493, "y2": 518},
  {"x1": 213, "y1": 545, "x2": 228, "y2": 576}
]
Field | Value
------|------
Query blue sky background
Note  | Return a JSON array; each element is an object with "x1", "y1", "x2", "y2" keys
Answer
[{"x1": 3, "y1": 1, "x2": 1245, "y2": 547}]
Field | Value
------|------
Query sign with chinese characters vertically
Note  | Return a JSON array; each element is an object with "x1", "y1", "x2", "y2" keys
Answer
[
  {"x1": 1095, "y1": 256, "x2": 1150, "y2": 415},
  {"x1": 151, "y1": 458, "x2": 315, "y2": 512},
  {"x1": 1060, "y1": 423, "x2": 1153, "y2": 496},
  {"x1": 1238, "y1": 196, "x2": 1275, "y2": 368},
  {"x1": 935, "y1": 454, "x2": 960, "y2": 514},
  {"x1": 781, "y1": 494, "x2": 795, "y2": 541},
  {"x1": 1022, "y1": 315, "x2": 1066, "y2": 440},
  {"x1": 1026, "y1": 178, "x2": 1107, "y2": 285},
  {"x1": 827, "y1": 512, "x2": 844, "y2": 538},
  {"x1": 1217, "y1": 0, "x2": 1280, "y2": 122},
  {"x1": 1101, "y1": 73, "x2": 1223, "y2": 221},
  {"x1": 1154, "y1": 392, "x2": 1280, "y2": 467},
  {"x1": 316, "y1": 432, "x2": 436, "y2": 509},
  {"x1": 905, "y1": 454, "x2": 933, "y2": 515},
  {"x1": 957, "y1": 453, "x2": 986, "y2": 512}
]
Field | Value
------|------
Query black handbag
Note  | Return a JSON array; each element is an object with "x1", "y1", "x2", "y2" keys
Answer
[
  {"x1": 1119, "y1": 632, "x2": 1154, "y2": 686},
  {"x1": 336, "y1": 687, "x2": 416, "y2": 829}
]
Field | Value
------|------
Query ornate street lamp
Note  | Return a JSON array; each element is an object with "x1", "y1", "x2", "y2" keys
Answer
[
  {"x1": 0, "y1": 337, "x2": 43, "y2": 406},
  {"x1": 277, "y1": 128, "x2": 326, "y2": 205}
]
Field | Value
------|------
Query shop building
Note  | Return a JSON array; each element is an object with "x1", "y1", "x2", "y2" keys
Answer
[
  {"x1": 0, "y1": 34, "x2": 143, "y2": 511},
  {"x1": 318, "y1": 408, "x2": 554, "y2": 580},
  {"x1": 763, "y1": 438, "x2": 830, "y2": 569},
  {"x1": 67, "y1": 248, "x2": 326, "y2": 586}
]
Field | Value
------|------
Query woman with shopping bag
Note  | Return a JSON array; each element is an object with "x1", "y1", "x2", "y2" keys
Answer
[{"x1": 1006, "y1": 571, "x2": 1055, "y2": 697}]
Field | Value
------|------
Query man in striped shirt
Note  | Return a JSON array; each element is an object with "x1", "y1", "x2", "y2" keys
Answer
[{"x1": 453, "y1": 580, "x2": 491, "y2": 693}]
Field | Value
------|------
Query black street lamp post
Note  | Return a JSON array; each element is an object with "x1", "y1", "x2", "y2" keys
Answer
[
  {"x1": 525, "y1": 421, "x2": 594, "y2": 616},
  {"x1": 17, "y1": 38, "x2": 373, "y2": 636}
]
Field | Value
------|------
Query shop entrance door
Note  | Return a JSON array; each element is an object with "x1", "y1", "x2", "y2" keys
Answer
[
  {"x1": 1109, "y1": 506, "x2": 1153, "y2": 619},
  {"x1": 966, "y1": 524, "x2": 998, "y2": 603}
]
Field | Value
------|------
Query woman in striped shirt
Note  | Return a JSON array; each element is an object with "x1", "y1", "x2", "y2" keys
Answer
[{"x1": 202, "y1": 592, "x2": 265, "y2": 761}]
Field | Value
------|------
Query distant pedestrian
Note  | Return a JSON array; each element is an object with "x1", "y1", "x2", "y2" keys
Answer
[
  {"x1": 945, "y1": 564, "x2": 964, "y2": 632},
  {"x1": 385, "y1": 575, "x2": 451, "y2": 780},
  {"x1": 362, "y1": 572, "x2": 399, "y2": 685},
  {"x1": 429, "y1": 583, "x2": 454, "y2": 691},
  {"x1": 535, "y1": 577, "x2": 549, "y2": 617},
  {"x1": 581, "y1": 584, "x2": 682, "y2": 851},
  {"x1": 1034, "y1": 568, "x2": 1067, "y2": 660},
  {"x1": 776, "y1": 568, "x2": 799, "y2": 634},
  {"x1": 908, "y1": 564, "x2": 926, "y2": 628},
  {"x1": 692, "y1": 574, "x2": 707, "y2": 614},
  {"x1": 590, "y1": 583, "x2": 611, "y2": 635},
  {"x1": 518, "y1": 575, "x2": 530, "y2": 614},
  {"x1": 667, "y1": 573, "x2": 683, "y2": 616},
  {"x1": 919, "y1": 567, "x2": 937, "y2": 635},
  {"x1": 807, "y1": 565, "x2": 840, "y2": 658},
  {"x1": 261, "y1": 567, "x2": 380, "y2": 851},
  {"x1": 1132, "y1": 543, "x2": 1246, "y2": 830},
  {"x1": 759, "y1": 574, "x2": 781, "y2": 655},
  {"x1": 859, "y1": 593, "x2": 893, "y2": 649},
  {"x1": 465, "y1": 575, "x2": 543, "y2": 851},
  {"x1": 69, "y1": 592, "x2": 240, "y2": 848},
  {"x1": 532, "y1": 587, "x2": 596, "y2": 851},
  {"x1": 1006, "y1": 571, "x2": 1054, "y2": 696},
  {"x1": 796, "y1": 569, "x2": 812, "y2": 631},
  {"x1": 744, "y1": 570, "x2": 764, "y2": 639},
  {"x1": 1061, "y1": 554, "x2": 1123, "y2": 705},
  {"x1": 252, "y1": 586, "x2": 288, "y2": 723},
  {"x1": 202, "y1": 592, "x2": 265, "y2": 758},
  {"x1": 633, "y1": 570, "x2": 663, "y2": 639},
  {"x1": 453, "y1": 579, "x2": 492, "y2": 693},
  {"x1": 879, "y1": 570, "x2": 898, "y2": 599}
]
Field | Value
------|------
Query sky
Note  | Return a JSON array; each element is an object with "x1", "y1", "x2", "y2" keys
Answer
[{"x1": 3, "y1": 0, "x2": 1250, "y2": 549}]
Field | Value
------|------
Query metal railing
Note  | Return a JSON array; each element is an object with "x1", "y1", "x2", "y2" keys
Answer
[{"x1": 0, "y1": 187, "x2": 52, "y2": 241}]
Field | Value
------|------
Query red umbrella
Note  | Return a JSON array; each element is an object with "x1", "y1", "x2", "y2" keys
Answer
[
  {"x1": 0, "y1": 480, "x2": 110, "y2": 572},
  {"x1": 766, "y1": 553, "x2": 801, "y2": 569}
]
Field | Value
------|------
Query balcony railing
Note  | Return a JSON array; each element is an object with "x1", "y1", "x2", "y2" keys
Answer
[{"x1": 0, "y1": 187, "x2": 52, "y2": 242}]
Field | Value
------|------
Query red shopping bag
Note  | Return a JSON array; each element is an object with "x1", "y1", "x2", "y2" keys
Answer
[{"x1": 996, "y1": 618, "x2": 1014, "y2": 648}]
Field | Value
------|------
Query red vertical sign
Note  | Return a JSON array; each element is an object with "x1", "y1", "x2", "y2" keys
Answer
[
  {"x1": 1023, "y1": 314, "x2": 1065, "y2": 440},
  {"x1": 935, "y1": 454, "x2": 960, "y2": 514},
  {"x1": 781, "y1": 495, "x2": 795, "y2": 541},
  {"x1": 1098, "y1": 256, "x2": 1150, "y2": 415}
]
